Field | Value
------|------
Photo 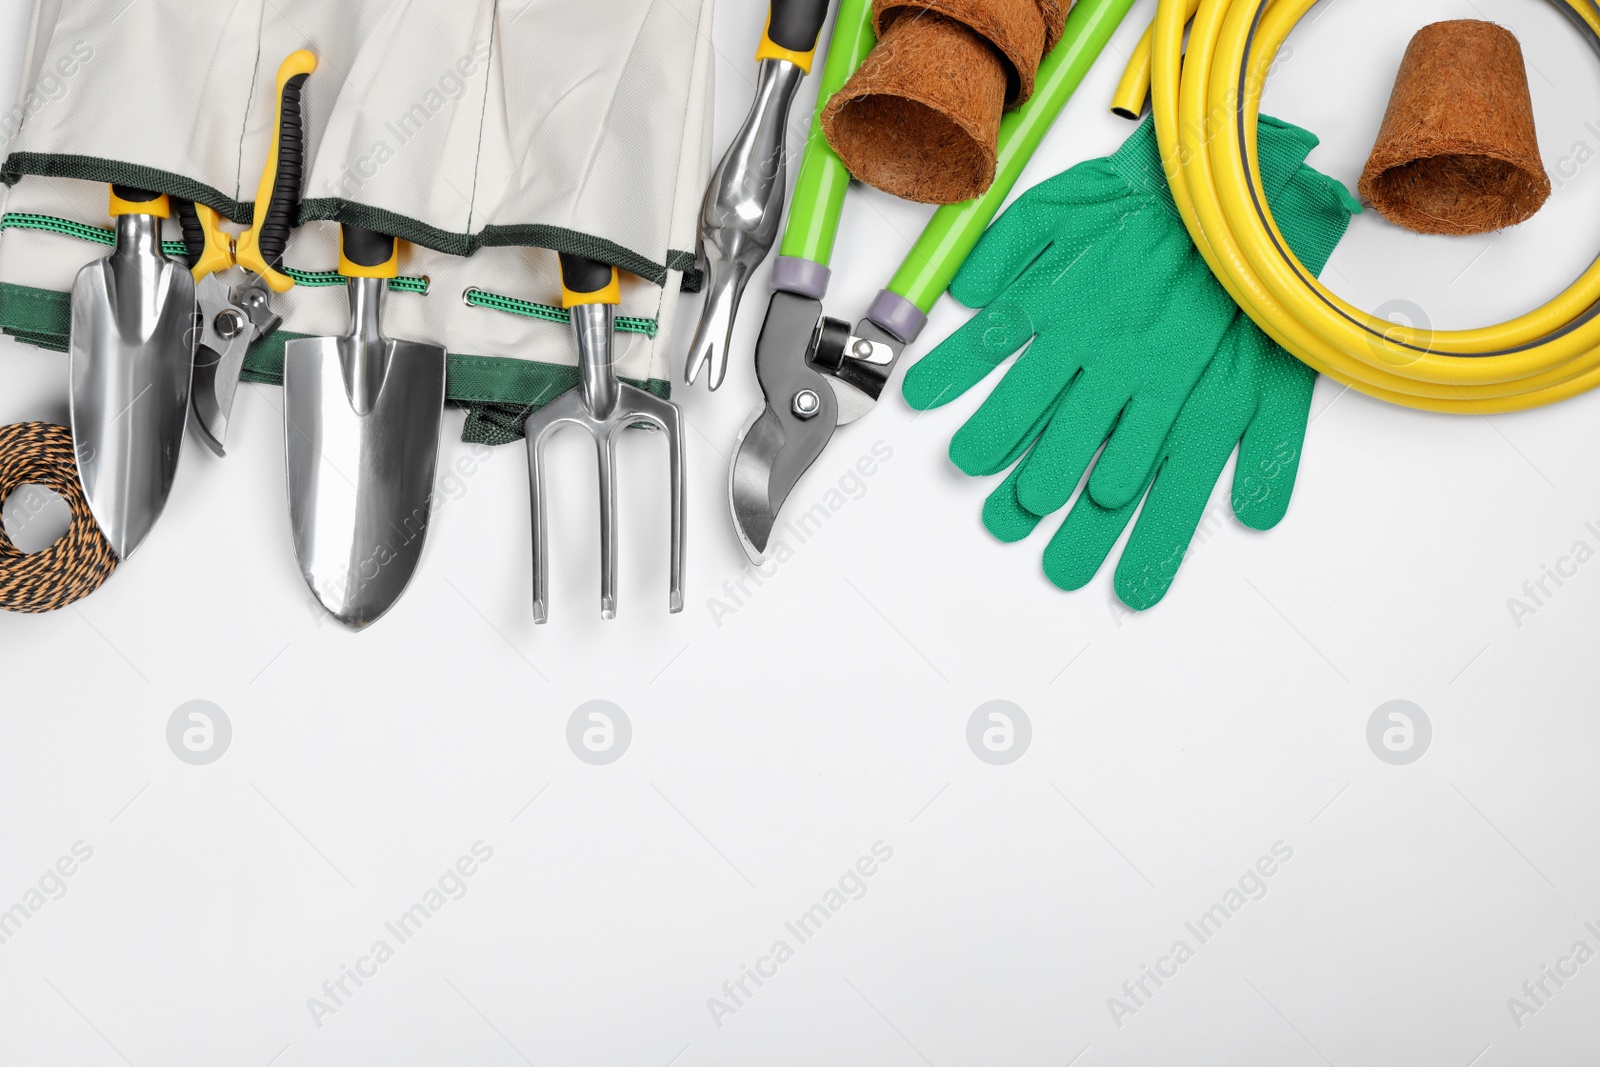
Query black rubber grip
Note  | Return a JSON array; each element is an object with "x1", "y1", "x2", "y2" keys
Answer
[
  {"x1": 257, "y1": 71, "x2": 310, "y2": 272},
  {"x1": 768, "y1": 0, "x2": 830, "y2": 52},
  {"x1": 111, "y1": 185, "x2": 162, "y2": 203},
  {"x1": 173, "y1": 198, "x2": 204, "y2": 267},
  {"x1": 559, "y1": 253, "x2": 614, "y2": 295},
  {"x1": 341, "y1": 224, "x2": 394, "y2": 268}
]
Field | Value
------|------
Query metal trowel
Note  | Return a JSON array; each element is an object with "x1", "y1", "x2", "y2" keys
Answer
[
  {"x1": 283, "y1": 226, "x2": 446, "y2": 630},
  {"x1": 68, "y1": 186, "x2": 197, "y2": 559}
]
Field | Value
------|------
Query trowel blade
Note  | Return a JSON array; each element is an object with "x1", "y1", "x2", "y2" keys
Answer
[
  {"x1": 283, "y1": 335, "x2": 446, "y2": 630},
  {"x1": 68, "y1": 255, "x2": 197, "y2": 560}
]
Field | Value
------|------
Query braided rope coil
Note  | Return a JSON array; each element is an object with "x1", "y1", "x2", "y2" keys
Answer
[{"x1": 0, "y1": 423, "x2": 117, "y2": 612}]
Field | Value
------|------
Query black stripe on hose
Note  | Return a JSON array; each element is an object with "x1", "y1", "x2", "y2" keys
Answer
[{"x1": 1234, "y1": 0, "x2": 1600, "y2": 361}]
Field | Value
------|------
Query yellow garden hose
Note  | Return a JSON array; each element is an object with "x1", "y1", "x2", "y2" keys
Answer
[
  {"x1": 1110, "y1": 0, "x2": 1198, "y2": 119},
  {"x1": 1125, "y1": 0, "x2": 1600, "y2": 413}
]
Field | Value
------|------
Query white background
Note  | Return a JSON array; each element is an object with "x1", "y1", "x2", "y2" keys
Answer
[{"x1": 3, "y1": 0, "x2": 1600, "y2": 1064}]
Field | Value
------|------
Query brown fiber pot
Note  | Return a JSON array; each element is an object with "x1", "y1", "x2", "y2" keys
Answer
[
  {"x1": 1359, "y1": 20, "x2": 1551, "y2": 235},
  {"x1": 822, "y1": 0, "x2": 1068, "y2": 204}
]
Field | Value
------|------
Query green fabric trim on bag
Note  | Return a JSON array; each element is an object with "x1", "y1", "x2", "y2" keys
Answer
[
  {"x1": 298, "y1": 197, "x2": 475, "y2": 258},
  {"x1": 0, "y1": 282, "x2": 670, "y2": 445},
  {"x1": 476, "y1": 222, "x2": 675, "y2": 287},
  {"x1": 300, "y1": 200, "x2": 701, "y2": 289},
  {"x1": 0, "y1": 281, "x2": 70, "y2": 338},
  {"x1": 1, "y1": 213, "x2": 665, "y2": 329},
  {"x1": 2, "y1": 152, "x2": 252, "y2": 219},
  {"x1": 243, "y1": 331, "x2": 671, "y2": 445},
  {"x1": 239, "y1": 330, "x2": 666, "y2": 402},
  {"x1": 0, "y1": 212, "x2": 431, "y2": 291},
  {"x1": 6, "y1": 329, "x2": 67, "y2": 352},
  {"x1": 2, "y1": 155, "x2": 699, "y2": 288},
  {"x1": 668, "y1": 249, "x2": 704, "y2": 293},
  {"x1": 464, "y1": 287, "x2": 658, "y2": 337}
]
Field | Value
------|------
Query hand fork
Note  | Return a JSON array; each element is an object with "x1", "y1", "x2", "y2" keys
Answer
[{"x1": 524, "y1": 254, "x2": 686, "y2": 623}]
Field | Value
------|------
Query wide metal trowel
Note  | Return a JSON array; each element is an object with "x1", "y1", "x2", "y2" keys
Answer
[
  {"x1": 284, "y1": 226, "x2": 445, "y2": 630},
  {"x1": 69, "y1": 186, "x2": 197, "y2": 559}
]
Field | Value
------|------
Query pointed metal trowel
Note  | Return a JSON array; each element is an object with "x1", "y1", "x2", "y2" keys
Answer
[
  {"x1": 283, "y1": 226, "x2": 446, "y2": 630},
  {"x1": 68, "y1": 186, "x2": 197, "y2": 559}
]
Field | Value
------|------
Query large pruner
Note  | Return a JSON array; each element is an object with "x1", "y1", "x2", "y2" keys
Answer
[{"x1": 725, "y1": 0, "x2": 1139, "y2": 563}]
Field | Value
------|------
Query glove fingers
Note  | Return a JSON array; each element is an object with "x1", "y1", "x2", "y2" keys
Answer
[
  {"x1": 1015, "y1": 371, "x2": 1127, "y2": 517},
  {"x1": 1112, "y1": 422, "x2": 1241, "y2": 610},
  {"x1": 983, "y1": 465, "x2": 1045, "y2": 543},
  {"x1": 902, "y1": 300, "x2": 1036, "y2": 411},
  {"x1": 950, "y1": 161, "x2": 1134, "y2": 307},
  {"x1": 1041, "y1": 479, "x2": 1142, "y2": 592},
  {"x1": 1074, "y1": 260, "x2": 1236, "y2": 509},
  {"x1": 1233, "y1": 349, "x2": 1317, "y2": 531},
  {"x1": 949, "y1": 332, "x2": 1083, "y2": 476},
  {"x1": 1087, "y1": 376, "x2": 1197, "y2": 511},
  {"x1": 1267, "y1": 162, "x2": 1360, "y2": 279},
  {"x1": 1253, "y1": 115, "x2": 1324, "y2": 204},
  {"x1": 949, "y1": 199, "x2": 1059, "y2": 309}
]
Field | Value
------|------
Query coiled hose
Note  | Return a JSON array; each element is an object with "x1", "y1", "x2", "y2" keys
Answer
[{"x1": 1115, "y1": 0, "x2": 1600, "y2": 413}]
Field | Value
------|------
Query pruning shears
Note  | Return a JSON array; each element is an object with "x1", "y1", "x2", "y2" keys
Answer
[
  {"x1": 179, "y1": 49, "x2": 315, "y2": 456},
  {"x1": 727, "y1": 0, "x2": 1137, "y2": 563}
]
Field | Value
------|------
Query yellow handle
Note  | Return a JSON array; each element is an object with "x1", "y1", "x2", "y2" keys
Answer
[
  {"x1": 108, "y1": 187, "x2": 170, "y2": 219},
  {"x1": 337, "y1": 226, "x2": 402, "y2": 279},
  {"x1": 755, "y1": 12, "x2": 819, "y2": 73},
  {"x1": 560, "y1": 266, "x2": 621, "y2": 309},
  {"x1": 188, "y1": 203, "x2": 236, "y2": 281},
  {"x1": 236, "y1": 49, "x2": 317, "y2": 294}
]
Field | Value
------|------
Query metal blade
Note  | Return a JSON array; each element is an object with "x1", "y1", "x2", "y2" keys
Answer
[
  {"x1": 68, "y1": 237, "x2": 196, "y2": 560},
  {"x1": 728, "y1": 403, "x2": 788, "y2": 564},
  {"x1": 284, "y1": 328, "x2": 446, "y2": 631},
  {"x1": 727, "y1": 297, "x2": 911, "y2": 564},
  {"x1": 683, "y1": 58, "x2": 804, "y2": 390},
  {"x1": 682, "y1": 249, "x2": 748, "y2": 391},
  {"x1": 230, "y1": 276, "x2": 282, "y2": 338},
  {"x1": 190, "y1": 274, "x2": 254, "y2": 456},
  {"x1": 726, "y1": 291, "x2": 839, "y2": 565}
]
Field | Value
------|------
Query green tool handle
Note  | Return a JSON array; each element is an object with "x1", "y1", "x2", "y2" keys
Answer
[
  {"x1": 887, "y1": 0, "x2": 1139, "y2": 313},
  {"x1": 775, "y1": 0, "x2": 876, "y2": 269}
]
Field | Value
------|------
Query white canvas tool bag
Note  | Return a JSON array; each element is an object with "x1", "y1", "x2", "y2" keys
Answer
[{"x1": 0, "y1": 0, "x2": 714, "y2": 443}]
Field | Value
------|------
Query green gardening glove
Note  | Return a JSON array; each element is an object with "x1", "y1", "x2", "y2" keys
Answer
[
  {"x1": 984, "y1": 139, "x2": 1359, "y2": 609},
  {"x1": 902, "y1": 115, "x2": 1328, "y2": 516}
]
